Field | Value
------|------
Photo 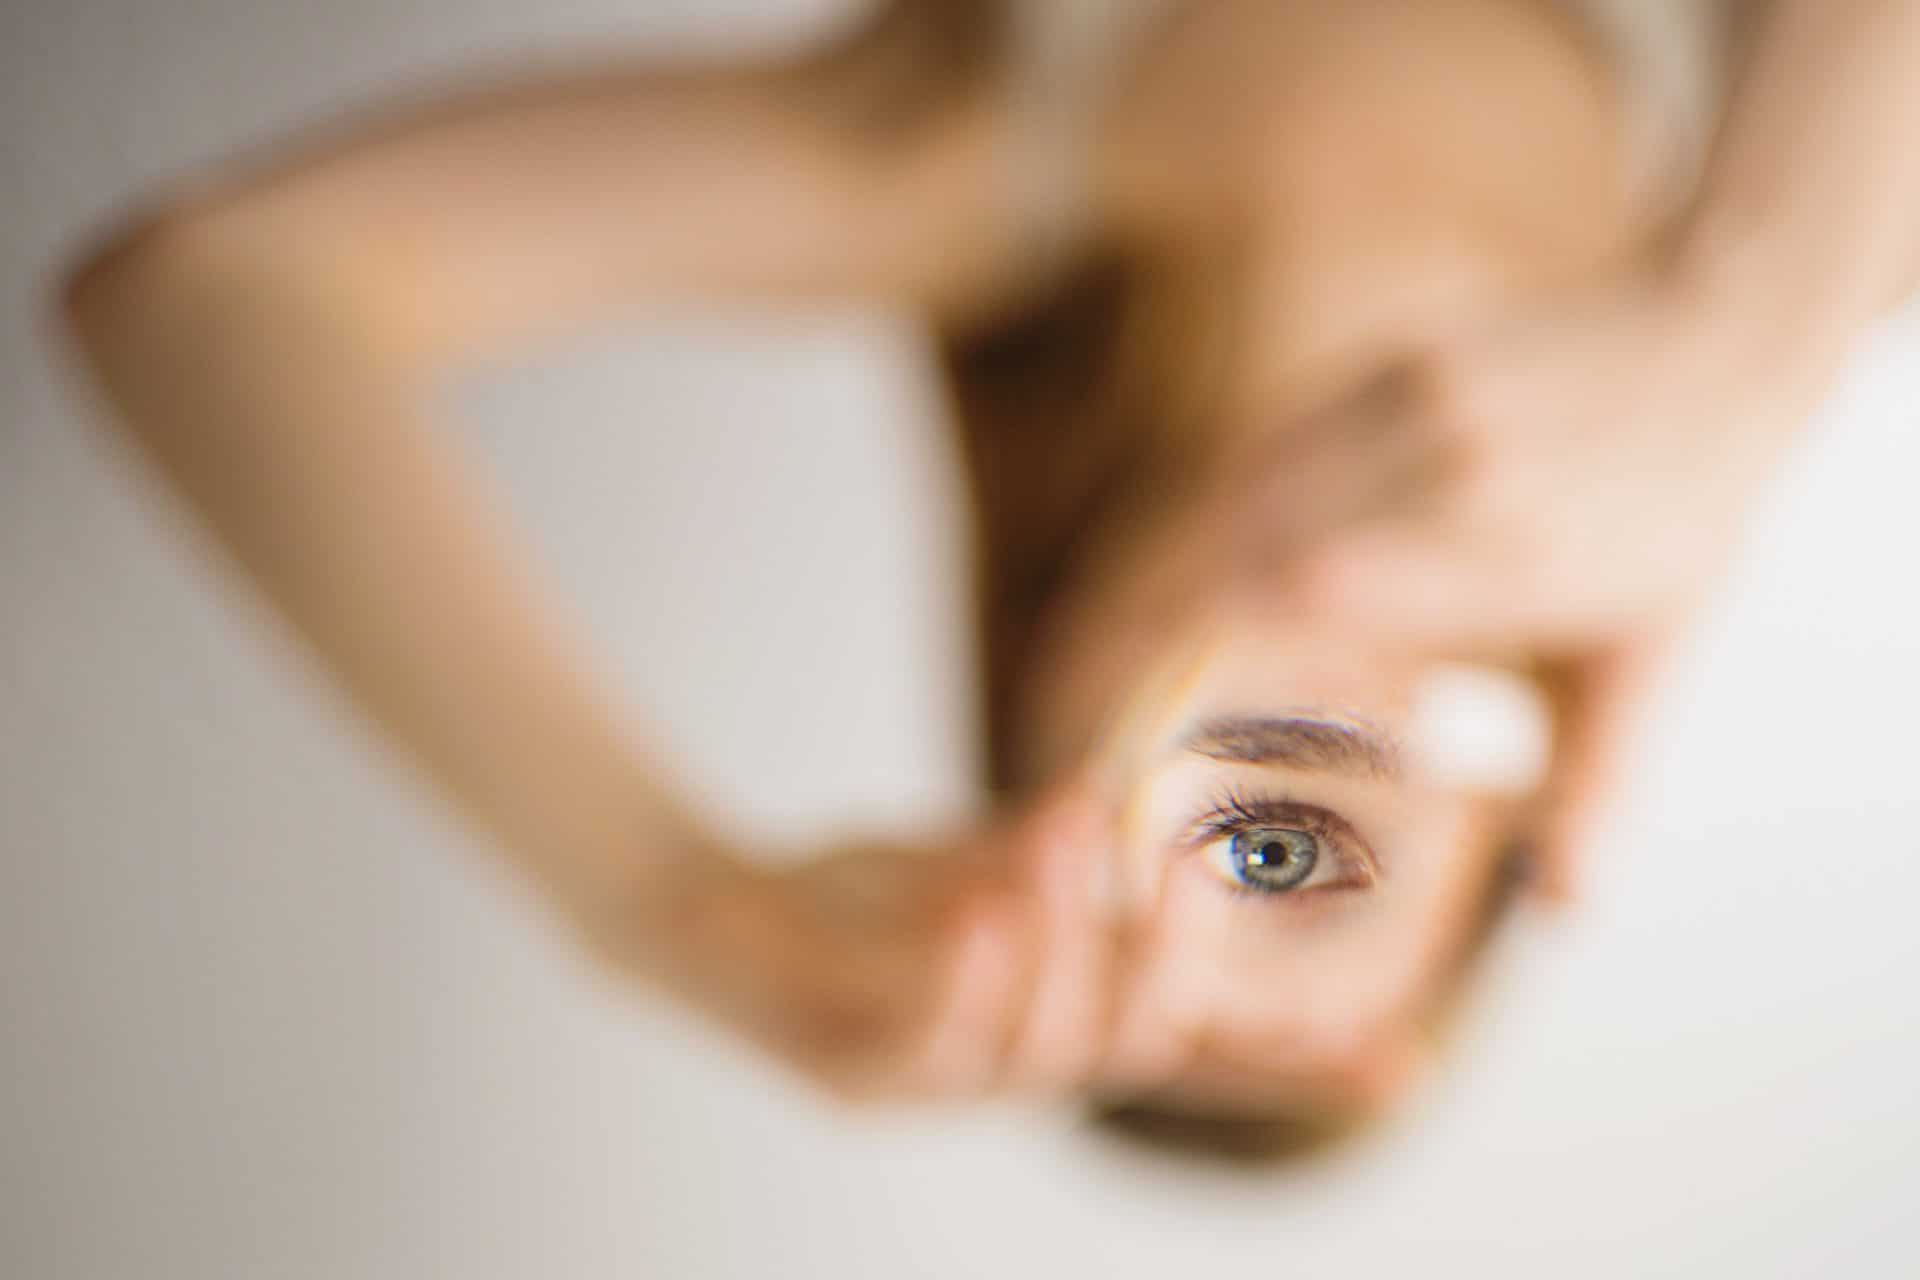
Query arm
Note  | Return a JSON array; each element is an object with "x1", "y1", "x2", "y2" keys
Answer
[
  {"x1": 1023, "y1": 0, "x2": 1920, "y2": 898},
  {"x1": 56, "y1": 9, "x2": 1025, "y2": 942},
  {"x1": 1678, "y1": 0, "x2": 1920, "y2": 363},
  {"x1": 54, "y1": 1, "x2": 1238, "y2": 1105}
]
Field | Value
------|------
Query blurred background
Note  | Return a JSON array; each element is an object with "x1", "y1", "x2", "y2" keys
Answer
[{"x1": 6, "y1": 1, "x2": 1920, "y2": 1275}]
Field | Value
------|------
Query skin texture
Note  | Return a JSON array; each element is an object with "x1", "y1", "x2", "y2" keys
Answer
[{"x1": 54, "y1": 0, "x2": 1920, "y2": 1105}]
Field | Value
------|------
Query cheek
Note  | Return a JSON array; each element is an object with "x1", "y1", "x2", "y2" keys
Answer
[
  {"x1": 1131, "y1": 868, "x2": 1431, "y2": 1113},
  {"x1": 1118, "y1": 858, "x2": 1413, "y2": 1070},
  {"x1": 1210, "y1": 912, "x2": 1427, "y2": 1069},
  {"x1": 1164, "y1": 803, "x2": 1496, "y2": 1071}
]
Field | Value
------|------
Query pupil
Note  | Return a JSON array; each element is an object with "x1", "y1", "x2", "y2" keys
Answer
[{"x1": 1234, "y1": 830, "x2": 1318, "y2": 892}]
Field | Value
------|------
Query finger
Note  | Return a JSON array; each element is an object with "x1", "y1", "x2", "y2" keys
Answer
[
  {"x1": 1259, "y1": 528, "x2": 1516, "y2": 651},
  {"x1": 910, "y1": 784, "x2": 1102, "y2": 1098},
  {"x1": 1233, "y1": 371, "x2": 1456, "y2": 562},
  {"x1": 1525, "y1": 629, "x2": 1680, "y2": 904},
  {"x1": 1027, "y1": 371, "x2": 1440, "y2": 715},
  {"x1": 1095, "y1": 900, "x2": 1203, "y2": 1098},
  {"x1": 906, "y1": 898, "x2": 1024, "y2": 1099},
  {"x1": 999, "y1": 795, "x2": 1115, "y2": 1094},
  {"x1": 1017, "y1": 544, "x2": 1225, "y2": 794},
  {"x1": 1236, "y1": 446, "x2": 1460, "y2": 613}
]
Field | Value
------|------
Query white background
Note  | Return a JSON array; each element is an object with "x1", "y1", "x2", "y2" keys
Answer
[{"x1": 5, "y1": 1, "x2": 1918, "y2": 1276}]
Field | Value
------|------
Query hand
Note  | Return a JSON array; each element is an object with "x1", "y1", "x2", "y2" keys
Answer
[
  {"x1": 1020, "y1": 267, "x2": 1837, "y2": 896},
  {"x1": 587, "y1": 782, "x2": 1126, "y2": 1102},
  {"x1": 584, "y1": 779, "x2": 1432, "y2": 1112},
  {"x1": 1232, "y1": 270, "x2": 1828, "y2": 649},
  {"x1": 1249, "y1": 270, "x2": 1841, "y2": 890}
]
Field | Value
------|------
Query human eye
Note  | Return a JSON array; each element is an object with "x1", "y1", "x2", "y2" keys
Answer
[{"x1": 1186, "y1": 787, "x2": 1380, "y2": 898}]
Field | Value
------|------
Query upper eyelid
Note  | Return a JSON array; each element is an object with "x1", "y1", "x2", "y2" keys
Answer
[
  {"x1": 1187, "y1": 809, "x2": 1333, "y2": 847},
  {"x1": 1181, "y1": 789, "x2": 1383, "y2": 882},
  {"x1": 1181, "y1": 788, "x2": 1327, "y2": 843}
]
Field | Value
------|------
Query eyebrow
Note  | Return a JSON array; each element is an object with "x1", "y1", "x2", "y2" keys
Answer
[{"x1": 1183, "y1": 715, "x2": 1403, "y2": 780}]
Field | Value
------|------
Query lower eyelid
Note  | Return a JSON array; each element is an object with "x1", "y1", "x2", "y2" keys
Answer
[{"x1": 1193, "y1": 831, "x2": 1375, "y2": 899}]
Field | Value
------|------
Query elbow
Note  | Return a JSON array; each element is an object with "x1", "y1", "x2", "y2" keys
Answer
[
  {"x1": 57, "y1": 199, "x2": 409, "y2": 368},
  {"x1": 60, "y1": 211, "x2": 162, "y2": 315},
  {"x1": 56, "y1": 202, "x2": 226, "y2": 346}
]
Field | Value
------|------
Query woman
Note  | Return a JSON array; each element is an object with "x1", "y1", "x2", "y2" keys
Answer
[{"x1": 55, "y1": 0, "x2": 1920, "y2": 1130}]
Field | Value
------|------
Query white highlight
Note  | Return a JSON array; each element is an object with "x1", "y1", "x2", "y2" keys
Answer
[{"x1": 1408, "y1": 664, "x2": 1552, "y2": 793}]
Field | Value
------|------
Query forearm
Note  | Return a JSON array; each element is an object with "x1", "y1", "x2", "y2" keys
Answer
[
  {"x1": 1677, "y1": 0, "x2": 1920, "y2": 366},
  {"x1": 62, "y1": 224, "x2": 709, "y2": 932},
  {"x1": 47, "y1": 4, "x2": 1052, "y2": 992}
]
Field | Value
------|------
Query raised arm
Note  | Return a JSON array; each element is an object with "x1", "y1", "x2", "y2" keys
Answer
[
  {"x1": 53, "y1": 4, "x2": 1030, "y2": 940},
  {"x1": 63, "y1": 4, "x2": 1033, "y2": 366},
  {"x1": 998, "y1": 0, "x2": 1920, "y2": 901},
  {"x1": 1678, "y1": 0, "x2": 1920, "y2": 350}
]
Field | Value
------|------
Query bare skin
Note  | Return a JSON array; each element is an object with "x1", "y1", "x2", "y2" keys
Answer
[
  {"x1": 54, "y1": 0, "x2": 1920, "y2": 1104},
  {"x1": 1047, "y1": 0, "x2": 1920, "y2": 897},
  {"x1": 950, "y1": 0, "x2": 1642, "y2": 792},
  {"x1": 939, "y1": 0, "x2": 1643, "y2": 1107}
]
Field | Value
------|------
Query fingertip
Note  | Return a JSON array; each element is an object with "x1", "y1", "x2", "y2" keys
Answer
[{"x1": 1000, "y1": 792, "x2": 1091, "y2": 899}]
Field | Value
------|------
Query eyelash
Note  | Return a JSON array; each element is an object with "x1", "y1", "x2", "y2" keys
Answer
[
  {"x1": 1186, "y1": 784, "x2": 1329, "y2": 843},
  {"x1": 1184, "y1": 785, "x2": 1374, "y2": 900}
]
